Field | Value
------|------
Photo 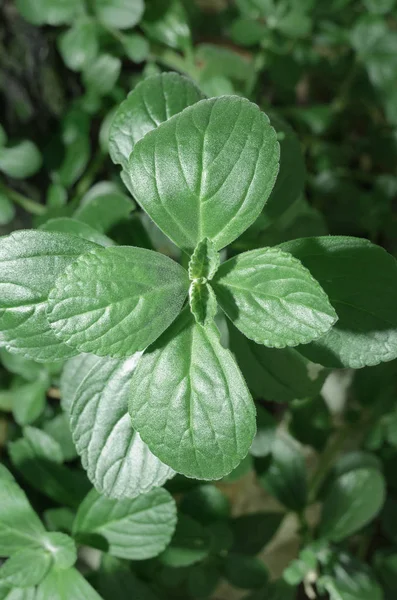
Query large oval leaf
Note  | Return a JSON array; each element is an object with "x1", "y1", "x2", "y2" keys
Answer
[
  {"x1": 128, "y1": 96, "x2": 280, "y2": 252},
  {"x1": 0, "y1": 231, "x2": 96, "y2": 362},
  {"x1": 129, "y1": 310, "x2": 256, "y2": 480},
  {"x1": 60, "y1": 353, "x2": 100, "y2": 413},
  {"x1": 213, "y1": 247, "x2": 337, "y2": 348},
  {"x1": 47, "y1": 246, "x2": 189, "y2": 358},
  {"x1": 109, "y1": 73, "x2": 204, "y2": 170},
  {"x1": 70, "y1": 354, "x2": 175, "y2": 498},
  {"x1": 73, "y1": 487, "x2": 177, "y2": 560},
  {"x1": 280, "y1": 236, "x2": 397, "y2": 367}
]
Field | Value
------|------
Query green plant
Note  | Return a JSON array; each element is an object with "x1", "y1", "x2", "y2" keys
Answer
[{"x1": 1, "y1": 2, "x2": 397, "y2": 599}]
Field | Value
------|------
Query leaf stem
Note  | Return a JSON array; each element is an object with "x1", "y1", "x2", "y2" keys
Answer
[{"x1": 0, "y1": 180, "x2": 46, "y2": 216}]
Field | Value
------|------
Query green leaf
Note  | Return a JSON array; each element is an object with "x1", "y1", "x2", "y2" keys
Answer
[
  {"x1": 0, "y1": 125, "x2": 7, "y2": 147},
  {"x1": 82, "y1": 54, "x2": 121, "y2": 96},
  {"x1": 289, "y1": 395, "x2": 332, "y2": 451},
  {"x1": 121, "y1": 34, "x2": 150, "y2": 63},
  {"x1": 109, "y1": 73, "x2": 204, "y2": 170},
  {"x1": 224, "y1": 553, "x2": 269, "y2": 589},
  {"x1": 189, "y1": 281, "x2": 217, "y2": 326},
  {"x1": 70, "y1": 354, "x2": 175, "y2": 498},
  {"x1": 58, "y1": 18, "x2": 99, "y2": 72},
  {"x1": 0, "y1": 230, "x2": 97, "y2": 362},
  {"x1": 159, "y1": 514, "x2": 210, "y2": 567},
  {"x1": 47, "y1": 246, "x2": 189, "y2": 357},
  {"x1": 142, "y1": 1, "x2": 191, "y2": 50},
  {"x1": 73, "y1": 487, "x2": 177, "y2": 560},
  {"x1": 12, "y1": 375, "x2": 48, "y2": 426},
  {"x1": 280, "y1": 236, "x2": 397, "y2": 368},
  {"x1": 16, "y1": 0, "x2": 83, "y2": 25},
  {"x1": 0, "y1": 548, "x2": 51, "y2": 588},
  {"x1": 36, "y1": 568, "x2": 102, "y2": 600},
  {"x1": 231, "y1": 512, "x2": 283, "y2": 555},
  {"x1": 363, "y1": 0, "x2": 395, "y2": 13},
  {"x1": 319, "y1": 468, "x2": 386, "y2": 542},
  {"x1": 58, "y1": 136, "x2": 90, "y2": 189},
  {"x1": 188, "y1": 238, "x2": 220, "y2": 281},
  {"x1": 9, "y1": 427, "x2": 90, "y2": 509},
  {"x1": 60, "y1": 353, "x2": 100, "y2": 413},
  {"x1": 74, "y1": 182, "x2": 134, "y2": 233},
  {"x1": 97, "y1": 555, "x2": 159, "y2": 600},
  {"x1": 94, "y1": 0, "x2": 144, "y2": 29},
  {"x1": 0, "y1": 195, "x2": 15, "y2": 226},
  {"x1": 213, "y1": 247, "x2": 336, "y2": 348},
  {"x1": 42, "y1": 532, "x2": 77, "y2": 569},
  {"x1": 264, "y1": 112, "x2": 306, "y2": 220},
  {"x1": 128, "y1": 96, "x2": 280, "y2": 253},
  {"x1": 43, "y1": 507, "x2": 74, "y2": 533},
  {"x1": 258, "y1": 436, "x2": 308, "y2": 512},
  {"x1": 0, "y1": 142, "x2": 42, "y2": 179},
  {"x1": 46, "y1": 184, "x2": 67, "y2": 209},
  {"x1": 180, "y1": 485, "x2": 231, "y2": 524},
  {"x1": 129, "y1": 309, "x2": 256, "y2": 480},
  {"x1": 43, "y1": 413, "x2": 77, "y2": 462},
  {"x1": 229, "y1": 325, "x2": 326, "y2": 403},
  {"x1": 0, "y1": 476, "x2": 46, "y2": 556},
  {"x1": 40, "y1": 218, "x2": 114, "y2": 247},
  {"x1": 0, "y1": 348, "x2": 44, "y2": 382}
]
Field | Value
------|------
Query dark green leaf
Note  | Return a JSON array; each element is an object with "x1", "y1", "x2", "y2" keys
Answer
[
  {"x1": 159, "y1": 514, "x2": 210, "y2": 567},
  {"x1": 224, "y1": 553, "x2": 269, "y2": 589},
  {"x1": 231, "y1": 512, "x2": 283, "y2": 555}
]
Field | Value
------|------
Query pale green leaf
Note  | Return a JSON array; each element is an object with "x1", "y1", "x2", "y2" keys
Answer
[
  {"x1": 280, "y1": 236, "x2": 397, "y2": 368},
  {"x1": 40, "y1": 217, "x2": 114, "y2": 246},
  {"x1": 0, "y1": 231, "x2": 97, "y2": 362},
  {"x1": 0, "y1": 548, "x2": 51, "y2": 588},
  {"x1": 0, "y1": 477, "x2": 46, "y2": 556},
  {"x1": 142, "y1": 1, "x2": 191, "y2": 50},
  {"x1": 58, "y1": 18, "x2": 99, "y2": 72},
  {"x1": 42, "y1": 532, "x2": 77, "y2": 569},
  {"x1": 36, "y1": 568, "x2": 102, "y2": 600},
  {"x1": 82, "y1": 54, "x2": 121, "y2": 96},
  {"x1": 0, "y1": 195, "x2": 15, "y2": 226},
  {"x1": 94, "y1": 0, "x2": 144, "y2": 29},
  {"x1": 0, "y1": 142, "x2": 42, "y2": 179},
  {"x1": 74, "y1": 182, "x2": 134, "y2": 233},
  {"x1": 129, "y1": 309, "x2": 256, "y2": 480},
  {"x1": 70, "y1": 354, "x2": 175, "y2": 498},
  {"x1": 319, "y1": 468, "x2": 386, "y2": 542},
  {"x1": 47, "y1": 246, "x2": 189, "y2": 358},
  {"x1": 43, "y1": 413, "x2": 78, "y2": 461},
  {"x1": 189, "y1": 282, "x2": 217, "y2": 326},
  {"x1": 188, "y1": 238, "x2": 220, "y2": 281},
  {"x1": 16, "y1": 0, "x2": 83, "y2": 25},
  {"x1": 109, "y1": 73, "x2": 204, "y2": 170},
  {"x1": 0, "y1": 348, "x2": 44, "y2": 382},
  {"x1": 121, "y1": 34, "x2": 150, "y2": 63},
  {"x1": 213, "y1": 247, "x2": 337, "y2": 348},
  {"x1": 73, "y1": 487, "x2": 177, "y2": 560},
  {"x1": 12, "y1": 375, "x2": 48, "y2": 426},
  {"x1": 128, "y1": 96, "x2": 280, "y2": 252},
  {"x1": 60, "y1": 353, "x2": 100, "y2": 413}
]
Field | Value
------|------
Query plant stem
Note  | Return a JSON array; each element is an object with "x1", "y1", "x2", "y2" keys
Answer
[
  {"x1": 309, "y1": 426, "x2": 350, "y2": 502},
  {"x1": 73, "y1": 151, "x2": 105, "y2": 203},
  {"x1": 0, "y1": 180, "x2": 46, "y2": 216}
]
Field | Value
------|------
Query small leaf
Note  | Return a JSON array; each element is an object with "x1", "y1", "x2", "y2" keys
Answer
[
  {"x1": 73, "y1": 487, "x2": 177, "y2": 560},
  {"x1": 58, "y1": 17, "x2": 99, "y2": 72},
  {"x1": 43, "y1": 413, "x2": 77, "y2": 462},
  {"x1": 213, "y1": 247, "x2": 337, "y2": 348},
  {"x1": 188, "y1": 238, "x2": 220, "y2": 281},
  {"x1": 12, "y1": 375, "x2": 48, "y2": 426},
  {"x1": 129, "y1": 310, "x2": 256, "y2": 480},
  {"x1": 142, "y1": 1, "x2": 191, "y2": 50},
  {"x1": 0, "y1": 548, "x2": 51, "y2": 588},
  {"x1": 70, "y1": 354, "x2": 175, "y2": 498},
  {"x1": 94, "y1": 0, "x2": 144, "y2": 29},
  {"x1": 42, "y1": 532, "x2": 77, "y2": 569},
  {"x1": 74, "y1": 182, "x2": 134, "y2": 233},
  {"x1": 82, "y1": 54, "x2": 121, "y2": 96},
  {"x1": 0, "y1": 141, "x2": 42, "y2": 179},
  {"x1": 224, "y1": 553, "x2": 269, "y2": 589},
  {"x1": 319, "y1": 553, "x2": 383, "y2": 600},
  {"x1": 0, "y1": 194, "x2": 15, "y2": 226},
  {"x1": 36, "y1": 568, "x2": 102, "y2": 600},
  {"x1": 180, "y1": 485, "x2": 231, "y2": 524},
  {"x1": 16, "y1": 0, "x2": 83, "y2": 25},
  {"x1": 159, "y1": 514, "x2": 210, "y2": 567},
  {"x1": 97, "y1": 555, "x2": 159, "y2": 600},
  {"x1": 47, "y1": 246, "x2": 189, "y2": 358},
  {"x1": 121, "y1": 33, "x2": 150, "y2": 63},
  {"x1": 257, "y1": 436, "x2": 308, "y2": 512},
  {"x1": 40, "y1": 217, "x2": 114, "y2": 247},
  {"x1": 280, "y1": 236, "x2": 397, "y2": 368},
  {"x1": 0, "y1": 476, "x2": 46, "y2": 556},
  {"x1": 319, "y1": 468, "x2": 386, "y2": 542},
  {"x1": 128, "y1": 96, "x2": 279, "y2": 252},
  {"x1": 109, "y1": 72, "x2": 204, "y2": 170},
  {"x1": 250, "y1": 406, "x2": 277, "y2": 458},
  {"x1": 0, "y1": 348, "x2": 44, "y2": 382},
  {"x1": 189, "y1": 281, "x2": 217, "y2": 326},
  {"x1": 229, "y1": 325, "x2": 326, "y2": 403},
  {"x1": 0, "y1": 230, "x2": 97, "y2": 362}
]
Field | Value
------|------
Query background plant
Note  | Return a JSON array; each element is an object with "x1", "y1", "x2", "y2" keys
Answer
[{"x1": 0, "y1": 1, "x2": 397, "y2": 599}]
